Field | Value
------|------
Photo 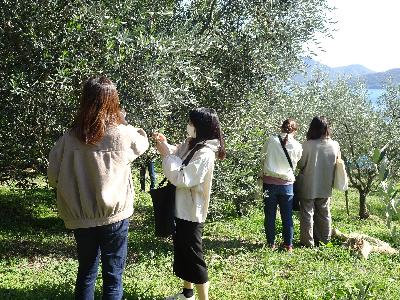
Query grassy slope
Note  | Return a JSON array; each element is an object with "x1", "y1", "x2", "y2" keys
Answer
[{"x1": 0, "y1": 182, "x2": 399, "y2": 300}]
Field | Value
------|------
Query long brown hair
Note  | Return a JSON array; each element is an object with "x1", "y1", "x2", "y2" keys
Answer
[{"x1": 72, "y1": 76, "x2": 123, "y2": 144}]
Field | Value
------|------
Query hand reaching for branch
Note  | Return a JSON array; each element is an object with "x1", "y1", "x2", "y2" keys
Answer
[
  {"x1": 153, "y1": 132, "x2": 167, "y2": 143},
  {"x1": 153, "y1": 132, "x2": 170, "y2": 157}
]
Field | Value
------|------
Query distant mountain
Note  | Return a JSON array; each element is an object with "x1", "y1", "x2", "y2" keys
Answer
[
  {"x1": 293, "y1": 58, "x2": 330, "y2": 83},
  {"x1": 331, "y1": 64, "x2": 374, "y2": 77},
  {"x1": 294, "y1": 58, "x2": 400, "y2": 88},
  {"x1": 362, "y1": 68, "x2": 400, "y2": 89}
]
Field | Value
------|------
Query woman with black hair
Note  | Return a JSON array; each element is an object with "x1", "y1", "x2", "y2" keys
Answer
[
  {"x1": 154, "y1": 108, "x2": 225, "y2": 300},
  {"x1": 297, "y1": 116, "x2": 341, "y2": 247}
]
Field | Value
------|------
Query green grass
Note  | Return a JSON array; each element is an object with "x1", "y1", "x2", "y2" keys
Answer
[{"x1": 0, "y1": 182, "x2": 399, "y2": 300}]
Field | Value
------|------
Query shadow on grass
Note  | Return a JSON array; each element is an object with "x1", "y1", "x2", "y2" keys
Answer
[
  {"x1": 0, "y1": 187, "x2": 265, "y2": 261},
  {"x1": 0, "y1": 284, "x2": 74, "y2": 300},
  {"x1": 128, "y1": 203, "x2": 174, "y2": 259},
  {"x1": 125, "y1": 290, "x2": 166, "y2": 300},
  {"x1": 0, "y1": 187, "x2": 77, "y2": 259},
  {"x1": 0, "y1": 187, "x2": 65, "y2": 233},
  {"x1": 0, "y1": 237, "x2": 76, "y2": 260},
  {"x1": 0, "y1": 287, "x2": 162, "y2": 300},
  {"x1": 203, "y1": 237, "x2": 264, "y2": 255},
  {"x1": 0, "y1": 187, "x2": 174, "y2": 261}
]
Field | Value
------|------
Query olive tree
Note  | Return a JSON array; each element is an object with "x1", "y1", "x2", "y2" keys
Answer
[
  {"x1": 0, "y1": 0, "x2": 333, "y2": 216},
  {"x1": 373, "y1": 145, "x2": 400, "y2": 245},
  {"x1": 177, "y1": 0, "x2": 333, "y2": 216},
  {"x1": 379, "y1": 82, "x2": 400, "y2": 178},
  {"x1": 285, "y1": 76, "x2": 389, "y2": 219}
]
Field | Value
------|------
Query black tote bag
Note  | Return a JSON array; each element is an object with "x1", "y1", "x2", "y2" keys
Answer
[
  {"x1": 149, "y1": 178, "x2": 176, "y2": 237},
  {"x1": 149, "y1": 144, "x2": 205, "y2": 237}
]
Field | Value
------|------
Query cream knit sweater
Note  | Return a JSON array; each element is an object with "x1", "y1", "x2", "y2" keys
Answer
[
  {"x1": 48, "y1": 124, "x2": 149, "y2": 229},
  {"x1": 261, "y1": 133, "x2": 303, "y2": 182}
]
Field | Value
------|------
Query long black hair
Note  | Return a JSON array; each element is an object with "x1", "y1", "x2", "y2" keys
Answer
[
  {"x1": 306, "y1": 116, "x2": 331, "y2": 140},
  {"x1": 188, "y1": 107, "x2": 226, "y2": 160}
]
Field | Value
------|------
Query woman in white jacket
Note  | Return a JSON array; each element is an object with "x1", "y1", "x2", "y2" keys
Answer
[
  {"x1": 154, "y1": 108, "x2": 225, "y2": 300},
  {"x1": 260, "y1": 119, "x2": 302, "y2": 252}
]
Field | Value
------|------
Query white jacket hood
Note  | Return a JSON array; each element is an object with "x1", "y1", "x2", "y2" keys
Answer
[{"x1": 197, "y1": 138, "x2": 220, "y2": 153}]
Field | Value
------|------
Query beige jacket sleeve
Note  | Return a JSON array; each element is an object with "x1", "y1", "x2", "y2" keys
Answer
[
  {"x1": 297, "y1": 141, "x2": 308, "y2": 172},
  {"x1": 128, "y1": 126, "x2": 149, "y2": 161},
  {"x1": 47, "y1": 134, "x2": 66, "y2": 188}
]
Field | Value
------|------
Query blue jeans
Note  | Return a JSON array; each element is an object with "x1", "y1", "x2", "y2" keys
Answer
[
  {"x1": 140, "y1": 161, "x2": 156, "y2": 191},
  {"x1": 73, "y1": 219, "x2": 129, "y2": 300},
  {"x1": 263, "y1": 183, "x2": 294, "y2": 247}
]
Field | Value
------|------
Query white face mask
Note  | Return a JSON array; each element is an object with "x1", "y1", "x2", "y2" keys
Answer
[{"x1": 186, "y1": 124, "x2": 196, "y2": 138}]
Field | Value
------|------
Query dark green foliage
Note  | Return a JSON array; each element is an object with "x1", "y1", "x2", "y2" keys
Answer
[{"x1": 0, "y1": 0, "x2": 332, "y2": 214}]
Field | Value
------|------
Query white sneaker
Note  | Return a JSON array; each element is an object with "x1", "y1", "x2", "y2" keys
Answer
[{"x1": 165, "y1": 292, "x2": 194, "y2": 300}]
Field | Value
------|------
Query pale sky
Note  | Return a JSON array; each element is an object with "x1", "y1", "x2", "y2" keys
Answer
[{"x1": 312, "y1": 0, "x2": 400, "y2": 72}]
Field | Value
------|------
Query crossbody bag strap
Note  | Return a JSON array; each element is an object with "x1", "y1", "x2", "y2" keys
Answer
[
  {"x1": 157, "y1": 143, "x2": 205, "y2": 187},
  {"x1": 158, "y1": 177, "x2": 169, "y2": 187},
  {"x1": 278, "y1": 135, "x2": 294, "y2": 170},
  {"x1": 182, "y1": 143, "x2": 206, "y2": 201},
  {"x1": 182, "y1": 143, "x2": 206, "y2": 166}
]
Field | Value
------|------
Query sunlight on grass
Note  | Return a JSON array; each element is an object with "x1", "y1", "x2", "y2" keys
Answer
[{"x1": 1, "y1": 185, "x2": 399, "y2": 299}]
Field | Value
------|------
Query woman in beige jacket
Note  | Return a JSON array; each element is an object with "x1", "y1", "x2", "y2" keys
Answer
[
  {"x1": 48, "y1": 76, "x2": 148, "y2": 299},
  {"x1": 297, "y1": 116, "x2": 340, "y2": 247}
]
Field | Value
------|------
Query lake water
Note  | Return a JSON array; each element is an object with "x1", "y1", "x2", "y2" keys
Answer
[{"x1": 367, "y1": 89, "x2": 385, "y2": 106}]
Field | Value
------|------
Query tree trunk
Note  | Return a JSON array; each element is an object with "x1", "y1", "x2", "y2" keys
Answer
[
  {"x1": 234, "y1": 198, "x2": 243, "y2": 217},
  {"x1": 359, "y1": 191, "x2": 370, "y2": 219}
]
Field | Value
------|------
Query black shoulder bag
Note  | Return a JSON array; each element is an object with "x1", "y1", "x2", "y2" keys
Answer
[
  {"x1": 149, "y1": 144, "x2": 205, "y2": 237},
  {"x1": 277, "y1": 135, "x2": 300, "y2": 211}
]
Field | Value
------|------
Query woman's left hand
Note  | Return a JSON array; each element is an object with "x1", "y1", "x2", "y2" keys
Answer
[{"x1": 155, "y1": 140, "x2": 170, "y2": 157}]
